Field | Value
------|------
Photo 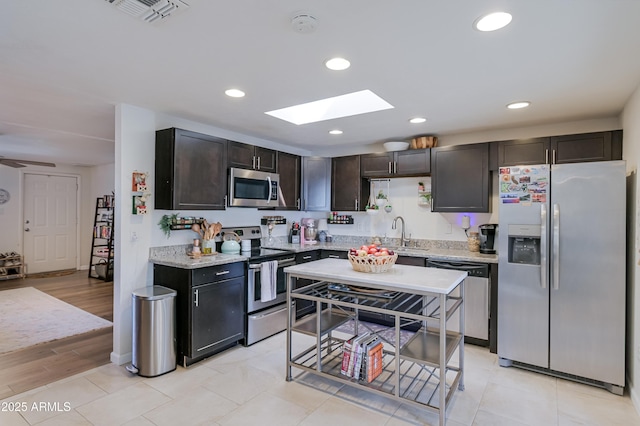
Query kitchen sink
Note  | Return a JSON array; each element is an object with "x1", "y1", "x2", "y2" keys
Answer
[{"x1": 389, "y1": 247, "x2": 429, "y2": 256}]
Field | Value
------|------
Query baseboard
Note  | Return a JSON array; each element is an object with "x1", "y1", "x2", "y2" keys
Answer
[
  {"x1": 79, "y1": 265, "x2": 90, "y2": 271},
  {"x1": 631, "y1": 384, "x2": 640, "y2": 417},
  {"x1": 110, "y1": 351, "x2": 132, "y2": 366}
]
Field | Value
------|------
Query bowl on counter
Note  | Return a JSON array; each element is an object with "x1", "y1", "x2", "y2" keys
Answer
[
  {"x1": 383, "y1": 141, "x2": 410, "y2": 152},
  {"x1": 348, "y1": 253, "x2": 398, "y2": 273}
]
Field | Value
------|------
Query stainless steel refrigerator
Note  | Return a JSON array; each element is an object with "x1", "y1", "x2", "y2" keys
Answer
[{"x1": 497, "y1": 160, "x2": 625, "y2": 394}]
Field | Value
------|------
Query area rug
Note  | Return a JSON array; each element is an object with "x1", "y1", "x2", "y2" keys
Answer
[{"x1": 0, "y1": 287, "x2": 113, "y2": 354}]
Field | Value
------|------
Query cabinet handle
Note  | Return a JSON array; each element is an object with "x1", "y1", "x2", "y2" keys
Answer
[
  {"x1": 194, "y1": 289, "x2": 199, "y2": 307},
  {"x1": 355, "y1": 199, "x2": 359, "y2": 211},
  {"x1": 252, "y1": 156, "x2": 256, "y2": 169},
  {"x1": 328, "y1": 255, "x2": 340, "y2": 259},
  {"x1": 303, "y1": 255, "x2": 312, "y2": 260},
  {"x1": 257, "y1": 156, "x2": 261, "y2": 170},
  {"x1": 388, "y1": 162, "x2": 392, "y2": 174},
  {"x1": 216, "y1": 270, "x2": 230, "y2": 276},
  {"x1": 296, "y1": 198, "x2": 300, "y2": 209},
  {"x1": 224, "y1": 195, "x2": 228, "y2": 207},
  {"x1": 394, "y1": 161, "x2": 397, "y2": 174},
  {"x1": 545, "y1": 149, "x2": 549, "y2": 164},
  {"x1": 552, "y1": 150, "x2": 557, "y2": 165}
]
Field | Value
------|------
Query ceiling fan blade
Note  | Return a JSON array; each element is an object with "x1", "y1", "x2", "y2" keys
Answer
[
  {"x1": 0, "y1": 158, "x2": 56, "y2": 168},
  {"x1": 0, "y1": 159, "x2": 27, "y2": 168}
]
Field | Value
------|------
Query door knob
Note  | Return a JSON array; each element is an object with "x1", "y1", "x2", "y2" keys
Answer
[{"x1": 25, "y1": 228, "x2": 30, "y2": 232}]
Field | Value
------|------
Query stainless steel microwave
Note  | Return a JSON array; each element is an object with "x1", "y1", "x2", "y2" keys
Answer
[{"x1": 228, "y1": 167, "x2": 280, "y2": 208}]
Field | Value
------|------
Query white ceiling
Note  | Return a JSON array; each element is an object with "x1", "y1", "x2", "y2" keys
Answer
[{"x1": 2, "y1": 0, "x2": 640, "y2": 166}]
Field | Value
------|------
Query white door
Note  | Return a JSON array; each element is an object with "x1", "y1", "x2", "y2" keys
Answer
[{"x1": 23, "y1": 174, "x2": 78, "y2": 274}]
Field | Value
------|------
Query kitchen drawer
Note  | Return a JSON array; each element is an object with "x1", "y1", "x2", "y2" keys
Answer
[
  {"x1": 191, "y1": 262, "x2": 245, "y2": 286},
  {"x1": 320, "y1": 249, "x2": 348, "y2": 259},
  {"x1": 296, "y1": 251, "x2": 320, "y2": 263}
]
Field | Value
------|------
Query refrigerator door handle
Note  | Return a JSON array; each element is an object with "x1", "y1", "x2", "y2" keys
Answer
[
  {"x1": 540, "y1": 203, "x2": 548, "y2": 289},
  {"x1": 552, "y1": 203, "x2": 560, "y2": 290}
]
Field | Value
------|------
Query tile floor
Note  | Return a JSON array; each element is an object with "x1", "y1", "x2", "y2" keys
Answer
[{"x1": 1, "y1": 331, "x2": 639, "y2": 426}]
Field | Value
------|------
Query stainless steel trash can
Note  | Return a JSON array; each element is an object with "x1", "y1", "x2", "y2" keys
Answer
[{"x1": 131, "y1": 285, "x2": 177, "y2": 377}]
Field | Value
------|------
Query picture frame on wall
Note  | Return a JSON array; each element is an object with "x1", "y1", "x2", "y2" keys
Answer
[{"x1": 132, "y1": 171, "x2": 147, "y2": 192}]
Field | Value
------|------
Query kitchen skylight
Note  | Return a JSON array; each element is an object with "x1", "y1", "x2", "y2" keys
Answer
[{"x1": 265, "y1": 90, "x2": 394, "y2": 125}]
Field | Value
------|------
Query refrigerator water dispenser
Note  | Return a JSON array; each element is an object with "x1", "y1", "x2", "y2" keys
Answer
[{"x1": 507, "y1": 225, "x2": 541, "y2": 265}]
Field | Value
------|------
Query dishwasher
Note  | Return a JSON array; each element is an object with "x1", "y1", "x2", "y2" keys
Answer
[{"x1": 426, "y1": 259, "x2": 490, "y2": 344}]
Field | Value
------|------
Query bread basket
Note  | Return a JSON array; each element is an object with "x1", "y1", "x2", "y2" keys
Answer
[{"x1": 348, "y1": 253, "x2": 398, "y2": 273}]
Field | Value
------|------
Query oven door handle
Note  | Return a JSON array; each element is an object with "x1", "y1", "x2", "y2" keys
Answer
[{"x1": 249, "y1": 257, "x2": 296, "y2": 269}]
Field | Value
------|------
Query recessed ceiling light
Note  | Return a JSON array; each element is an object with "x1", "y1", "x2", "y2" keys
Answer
[
  {"x1": 265, "y1": 89, "x2": 394, "y2": 125},
  {"x1": 507, "y1": 101, "x2": 530, "y2": 109},
  {"x1": 225, "y1": 88, "x2": 245, "y2": 98},
  {"x1": 474, "y1": 12, "x2": 512, "y2": 32},
  {"x1": 409, "y1": 117, "x2": 427, "y2": 124},
  {"x1": 325, "y1": 57, "x2": 351, "y2": 71},
  {"x1": 329, "y1": 129, "x2": 343, "y2": 135}
]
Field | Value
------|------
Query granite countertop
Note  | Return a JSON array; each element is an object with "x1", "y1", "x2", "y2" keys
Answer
[
  {"x1": 284, "y1": 258, "x2": 467, "y2": 295},
  {"x1": 149, "y1": 239, "x2": 498, "y2": 270},
  {"x1": 265, "y1": 241, "x2": 498, "y2": 264},
  {"x1": 149, "y1": 245, "x2": 248, "y2": 269}
]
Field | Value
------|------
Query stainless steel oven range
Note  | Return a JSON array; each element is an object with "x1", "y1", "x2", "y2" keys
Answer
[{"x1": 219, "y1": 226, "x2": 296, "y2": 346}]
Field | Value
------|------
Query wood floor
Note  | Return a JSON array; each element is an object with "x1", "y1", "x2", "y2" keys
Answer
[{"x1": 0, "y1": 271, "x2": 113, "y2": 399}]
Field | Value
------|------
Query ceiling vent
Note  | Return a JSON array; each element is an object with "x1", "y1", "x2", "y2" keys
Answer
[{"x1": 105, "y1": 0, "x2": 189, "y2": 23}]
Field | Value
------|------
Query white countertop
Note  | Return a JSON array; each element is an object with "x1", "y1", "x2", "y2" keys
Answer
[{"x1": 284, "y1": 258, "x2": 467, "y2": 295}]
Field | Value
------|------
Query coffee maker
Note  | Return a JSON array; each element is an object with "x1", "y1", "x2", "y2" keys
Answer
[{"x1": 478, "y1": 224, "x2": 498, "y2": 254}]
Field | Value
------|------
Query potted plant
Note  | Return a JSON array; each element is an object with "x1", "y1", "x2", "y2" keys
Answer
[
  {"x1": 419, "y1": 192, "x2": 432, "y2": 206},
  {"x1": 158, "y1": 213, "x2": 179, "y2": 238},
  {"x1": 375, "y1": 190, "x2": 387, "y2": 206}
]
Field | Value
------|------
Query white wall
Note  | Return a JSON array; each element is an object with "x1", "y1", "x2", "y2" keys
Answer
[
  {"x1": 111, "y1": 104, "x2": 157, "y2": 365},
  {"x1": 622, "y1": 82, "x2": 640, "y2": 412}
]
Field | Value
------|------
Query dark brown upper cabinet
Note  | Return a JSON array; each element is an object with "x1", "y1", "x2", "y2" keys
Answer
[
  {"x1": 360, "y1": 149, "x2": 430, "y2": 178},
  {"x1": 276, "y1": 151, "x2": 301, "y2": 210},
  {"x1": 228, "y1": 141, "x2": 276, "y2": 172},
  {"x1": 302, "y1": 157, "x2": 331, "y2": 211},
  {"x1": 331, "y1": 155, "x2": 369, "y2": 211},
  {"x1": 431, "y1": 143, "x2": 490, "y2": 213},
  {"x1": 497, "y1": 137, "x2": 551, "y2": 167},
  {"x1": 155, "y1": 128, "x2": 228, "y2": 210},
  {"x1": 497, "y1": 131, "x2": 622, "y2": 167},
  {"x1": 551, "y1": 131, "x2": 622, "y2": 164}
]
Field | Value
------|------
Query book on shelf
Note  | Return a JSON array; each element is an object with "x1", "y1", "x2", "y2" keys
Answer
[
  {"x1": 341, "y1": 332, "x2": 386, "y2": 381},
  {"x1": 365, "y1": 341, "x2": 384, "y2": 383},
  {"x1": 356, "y1": 334, "x2": 378, "y2": 380},
  {"x1": 340, "y1": 338, "x2": 354, "y2": 376},
  {"x1": 347, "y1": 332, "x2": 370, "y2": 378}
]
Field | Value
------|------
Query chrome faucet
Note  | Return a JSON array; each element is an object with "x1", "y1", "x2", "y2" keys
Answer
[{"x1": 392, "y1": 216, "x2": 410, "y2": 247}]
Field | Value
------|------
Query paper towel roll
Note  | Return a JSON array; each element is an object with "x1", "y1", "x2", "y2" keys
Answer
[{"x1": 462, "y1": 215, "x2": 470, "y2": 230}]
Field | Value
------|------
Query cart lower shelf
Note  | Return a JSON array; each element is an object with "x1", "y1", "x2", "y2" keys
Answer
[{"x1": 289, "y1": 334, "x2": 463, "y2": 413}]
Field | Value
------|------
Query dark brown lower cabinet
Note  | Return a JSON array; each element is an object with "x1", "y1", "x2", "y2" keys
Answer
[{"x1": 153, "y1": 262, "x2": 245, "y2": 367}]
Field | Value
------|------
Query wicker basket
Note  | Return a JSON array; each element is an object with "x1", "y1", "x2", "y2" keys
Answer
[{"x1": 348, "y1": 253, "x2": 398, "y2": 273}]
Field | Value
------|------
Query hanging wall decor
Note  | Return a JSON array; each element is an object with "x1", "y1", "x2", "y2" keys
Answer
[
  {"x1": 132, "y1": 171, "x2": 148, "y2": 192},
  {"x1": 131, "y1": 171, "x2": 150, "y2": 215}
]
